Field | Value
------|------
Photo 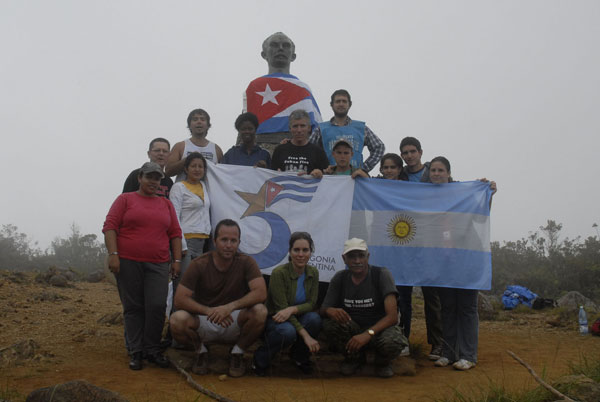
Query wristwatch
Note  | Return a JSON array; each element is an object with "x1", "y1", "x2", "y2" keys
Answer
[{"x1": 367, "y1": 329, "x2": 375, "y2": 336}]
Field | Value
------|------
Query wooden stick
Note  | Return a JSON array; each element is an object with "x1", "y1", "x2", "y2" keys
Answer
[
  {"x1": 170, "y1": 359, "x2": 238, "y2": 402},
  {"x1": 506, "y1": 350, "x2": 575, "y2": 402}
]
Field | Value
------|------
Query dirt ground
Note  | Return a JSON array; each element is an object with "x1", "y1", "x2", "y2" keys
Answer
[{"x1": 1, "y1": 271, "x2": 599, "y2": 402}]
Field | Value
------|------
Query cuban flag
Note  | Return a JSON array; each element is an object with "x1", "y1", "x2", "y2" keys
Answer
[
  {"x1": 245, "y1": 73, "x2": 322, "y2": 134},
  {"x1": 266, "y1": 176, "x2": 320, "y2": 205},
  {"x1": 350, "y1": 180, "x2": 493, "y2": 290}
]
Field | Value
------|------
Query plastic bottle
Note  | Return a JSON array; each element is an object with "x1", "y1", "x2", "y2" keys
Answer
[{"x1": 579, "y1": 305, "x2": 588, "y2": 335}]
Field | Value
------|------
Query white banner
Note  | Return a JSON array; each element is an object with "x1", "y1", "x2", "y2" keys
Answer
[{"x1": 206, "y1": 164, "x2": 355, "y2": 281}]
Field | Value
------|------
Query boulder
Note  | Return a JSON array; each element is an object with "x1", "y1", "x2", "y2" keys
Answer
[
  {"x1": 86, "y1": 270, "x2": 105, "y2": 283},
  {"x1": 26, "y1": 380, "x2": 128, "y2": 402},
  {"x1": 0, "y1": 339, "x2": 38, "y2": 368},
  {"x1": 62, "y1": 270, "x2": 77, "y2": 282},
  {"x1": 553, "y1": 374, "x2": 600, "y2": 402},
  {"x1": 103, "y1": 256, "x2": 117, "y2": 286},
  {"x1": 557, "y1": 291, "x2": 598, "y2": 313},
  {"x1": 478, "y1": 292, "x2": 497, "y2": 320},
  {"x1": 49, "y1": 274, "x2": 68, "y2": 287}
]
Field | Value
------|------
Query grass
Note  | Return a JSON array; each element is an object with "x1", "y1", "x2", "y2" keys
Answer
[
  {"x1": 436, "y1": 353, "x2": 600, "y2": 402},
  {"x1": 0, "y1": 381, "x2": 24, "y2": 402},
  {"x1": 435, "y1": 381, "x2": 552, "y2": 402},
  {"x1": 569, "y1": 354, "x2": 600, "y2": 382}
]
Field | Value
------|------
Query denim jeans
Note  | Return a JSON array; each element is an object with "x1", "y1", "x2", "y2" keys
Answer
[{"x1": 254, "y1": 312, "x2": 321, "y2": 369}]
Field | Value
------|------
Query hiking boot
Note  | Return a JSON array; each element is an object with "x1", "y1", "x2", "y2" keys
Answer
[
  {"x1": 453, "y1": 359, "x2": 476, "y2": 371},
  {"x1": 229, "y1": 353, "x2": 245, "y2": 377},
  {"x1": 340, "y1": 353, "x2": 364, "y2": 376},
  {"x1": 146, "y1": 352, "x2": 169, "y2": 368},
  {"x1": 428, "y1": 345, "x2": 443, "y2": 361},
  {"x1": 191, "y1": 352, "x2": 208, "y2": 375},
  {"x1": 434, "y1": 357, "x2": 451, "y2": 367},
  {"x1": 129, "y1": 351, "x2": 143, "y2": 371},
  {"x1": 400, "y1": 346, "x2": 410, "y2": 357},
  {"x1": 375, "y1": 363, "x2": 394, "y2": 378}
]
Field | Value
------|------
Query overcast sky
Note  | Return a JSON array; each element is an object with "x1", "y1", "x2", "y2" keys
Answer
[{"x1": 1, "y1": 1, "x2": 599, "y2": 249}]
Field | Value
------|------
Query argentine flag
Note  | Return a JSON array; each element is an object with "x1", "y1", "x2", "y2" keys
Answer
[{"x1": 350, "y1": 179, "x2": 493, "y2": 290}]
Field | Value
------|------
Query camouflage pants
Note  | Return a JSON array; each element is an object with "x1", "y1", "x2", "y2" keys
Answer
[{"x1": 323, "y1": 319, "x2": 407, "y2": 364}]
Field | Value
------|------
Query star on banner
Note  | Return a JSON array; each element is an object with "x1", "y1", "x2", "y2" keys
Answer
[{"x1": 256, "y1": 84, "x2": 281, "y2": 106}]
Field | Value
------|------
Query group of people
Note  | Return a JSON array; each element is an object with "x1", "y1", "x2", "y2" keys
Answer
[
  {"x1": 102, "y1": 100, "x2": 496, "y2": 378},
  {"x1": 102, "y1": 31, "x2": 497, "y2": 378}
]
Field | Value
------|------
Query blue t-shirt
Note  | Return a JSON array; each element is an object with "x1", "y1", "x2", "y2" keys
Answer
[
  {"x1": 407, "y1": 167, "x2": 425, "y2": 182},
  {"x1": 222, "y1": 145, "x2": 271, "y2": 168},
  {"x1": 295, "y1": 272, "x2": 306, "y2": 304}
]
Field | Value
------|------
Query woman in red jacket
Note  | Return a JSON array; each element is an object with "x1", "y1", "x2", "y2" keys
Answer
[{"x1": 103, "y1": 162, "x2": 182, "y2": 370}]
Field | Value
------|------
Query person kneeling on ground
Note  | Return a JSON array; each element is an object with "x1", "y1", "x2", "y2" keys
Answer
[
  {"x1": 320, "y1": 238, "x2": 407, "y2": 378},
  {"x1": 253, "y1": 232, "x2": 321, "y2": 376},
  {"x1": 169, "y1": 219, "x2": 267, "y2": 377}
]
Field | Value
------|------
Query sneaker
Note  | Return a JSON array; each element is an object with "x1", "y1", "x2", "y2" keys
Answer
[
  {"x1": 229, "y1": 353, "x2": 246, "y2": 377},
  {"x1": 146, "y1": 352, "x2": 170, "y2": 368},
  {"x1": 434, "y1": 357, "x2": 451, "y2": 367},
  {"x1": 428, "y1": 345, "x2": 443, "y2": 361},
  {"x1": 453, "y1": 359, "x2": 476, "y2": 371},
  {"x1": 375, "y1": 363, "x2": 394, "y2": 378},
  {"x1": 400, "y1": 346, "x2": 410, "y2": 357},
  {"x1": 191, "y1": 352, "x2": 208, "y2": 375},
  {"x1": 129, "y1": 351, "x2": 143, "y2": 371}
]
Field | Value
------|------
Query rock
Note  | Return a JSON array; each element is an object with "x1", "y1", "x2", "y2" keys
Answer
[
  {"x1": 103, "y1": 257, "x2": 117, "y2": 286},
  {"x1": 87, "y1": 270, "x2": 105, "y2": 283},
  {"x1": 62, "y1": 270, "x2": 77, "y2": 282},
  {"x1": 97, "y1": 312, "x2": 123, "y2": 325},
  {"x1": 0, "y1": 339, "x2": 38, "y2": 368},
  {"x1": 478, "y1": 292, "x2": 497, "y2": 320},
  {"x1": 4, "y1": 271, "x2": 28, "y2": 284},
  {"x1": 553, "y1": 374, "x2": 600, "y2": 402},
  {"x1": 49, "y1": 274, "x2": 68, "y2": 287},
  {"x1": 26, "y1": 379, "x2": 129, "y2": 402},
  {"x1": 34, "y1": 291, "x2": 67, "y2": 302},
  {"x1": 557, "y1": 291, "x2": 598, "y2": 313},
  {"x1": 72, "y1": 333, "x2": 86, "y2": 343},
  {"x1": 413, "y1": 287, "x2": 423, "y2": 299}
]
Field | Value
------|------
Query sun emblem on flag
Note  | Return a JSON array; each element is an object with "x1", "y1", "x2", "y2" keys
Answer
[{"x1": 387, "y1": 214, "x2": 416, "y2": 245}]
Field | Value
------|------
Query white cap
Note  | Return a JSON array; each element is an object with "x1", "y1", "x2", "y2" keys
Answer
[{"x1": 343, "y1": 238, "x2": 368, "y2": 255}]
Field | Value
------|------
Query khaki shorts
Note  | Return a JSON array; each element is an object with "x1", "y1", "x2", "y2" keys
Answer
[{"x1": 197, "y1": 309, "x2": 241, "y2": 343}]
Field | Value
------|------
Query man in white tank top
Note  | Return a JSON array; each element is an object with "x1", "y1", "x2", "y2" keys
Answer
[{"x1": 166, "y1": 108, "x2": 224, "y2": 182}]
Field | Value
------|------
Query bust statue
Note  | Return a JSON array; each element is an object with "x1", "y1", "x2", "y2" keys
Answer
[{"x1": 243, "y1": 33, "x2": 322, "y2": 153}]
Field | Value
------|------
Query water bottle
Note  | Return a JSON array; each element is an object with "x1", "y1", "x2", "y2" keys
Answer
[{"x1": 579, "y1": 306, "x2": 588, "y2": 335}]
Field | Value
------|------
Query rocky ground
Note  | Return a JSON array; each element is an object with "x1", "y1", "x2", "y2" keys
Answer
[{"x1": 1, "y1": 270, "x2": 599, "y2": 402}]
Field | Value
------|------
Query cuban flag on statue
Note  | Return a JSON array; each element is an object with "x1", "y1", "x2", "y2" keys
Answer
[
  {"x1": 206, "y1": 164, "x2": 353, "y2": 280},
  {"x1": 349, "y1": 180, "x2": 493, "y2": 290},
  {"x1": 245, "y1": 73, "x2": 322, "y2": 134}
]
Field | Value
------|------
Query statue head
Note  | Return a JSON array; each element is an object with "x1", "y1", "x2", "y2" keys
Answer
[{"x1": 262, "y1": 32, "x2": 296, "y2": 74}]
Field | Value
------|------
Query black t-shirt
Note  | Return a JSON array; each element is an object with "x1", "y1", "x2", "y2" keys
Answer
[
  {"x1": 271, "y1": 142, "x2": 329, "y2": 174},
  {"x1": 322, "y1": 266, "x2": 398, "y2": 328},
  {"x1": 122, "y1": 168, "x2": 174, "y2": 198}
]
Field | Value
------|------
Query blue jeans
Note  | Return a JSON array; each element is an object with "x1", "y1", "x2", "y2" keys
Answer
[{"x1": 254, "y1": 312, "x2": 321, "y2": 369}]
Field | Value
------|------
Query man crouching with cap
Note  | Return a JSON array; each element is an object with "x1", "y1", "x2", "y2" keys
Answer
[{"x1": 320, "y1": 238, "x2": 407, "y2": 377}]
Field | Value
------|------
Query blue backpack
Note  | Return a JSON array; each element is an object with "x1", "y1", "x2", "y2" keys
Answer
[{"x1": 502, "y1": 285, "x2": 538, "y2": 310}]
